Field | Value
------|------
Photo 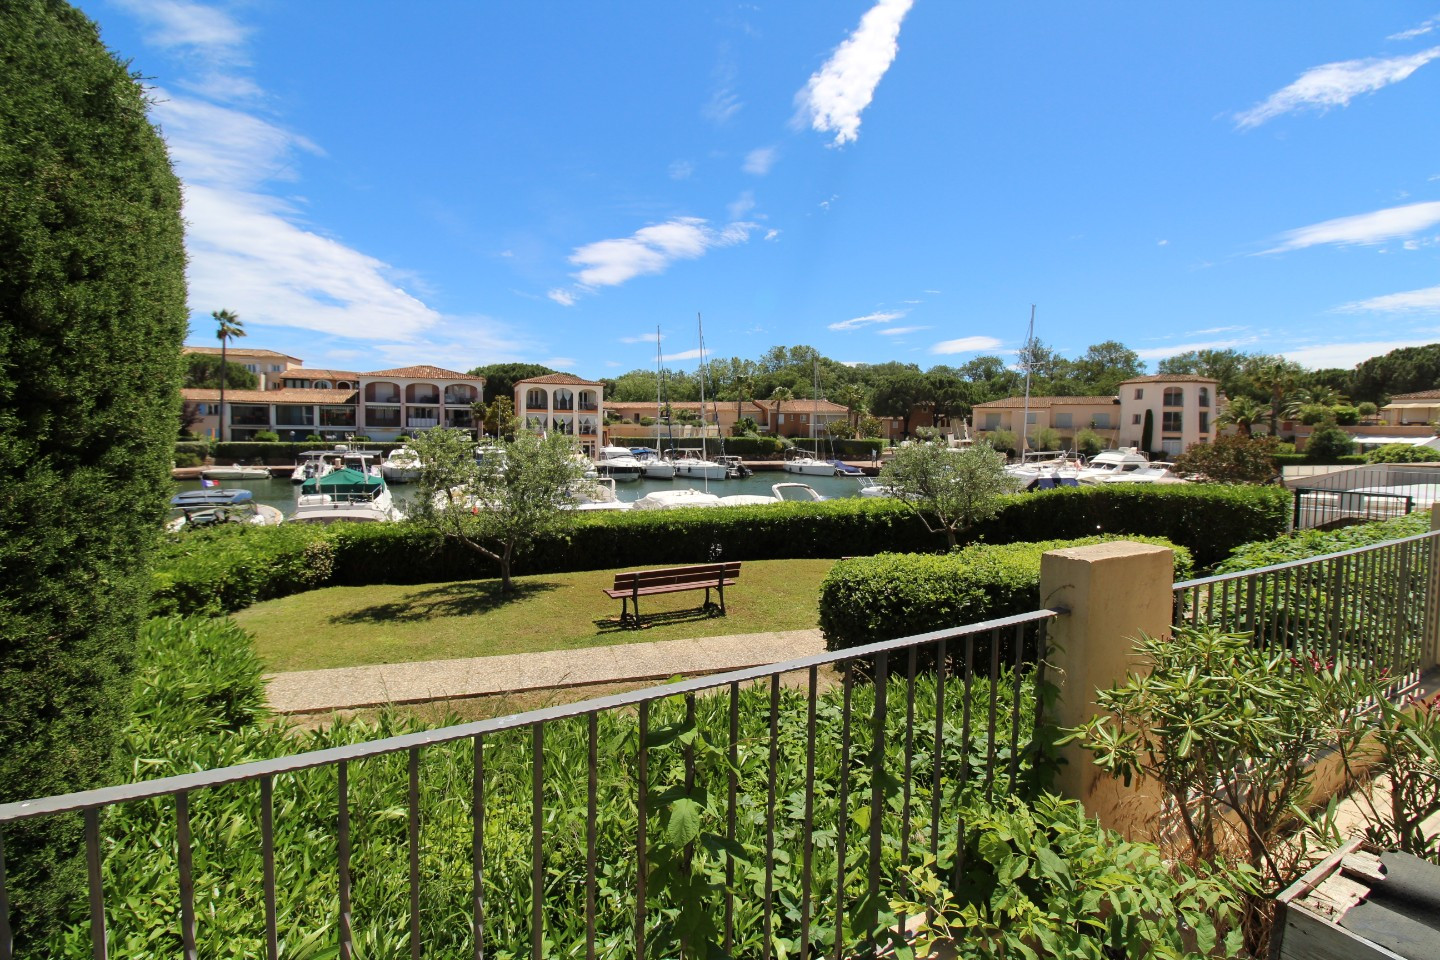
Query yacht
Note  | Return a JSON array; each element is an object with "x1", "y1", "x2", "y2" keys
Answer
[
  {"x1": 290, "y1": 466, "x2": 402, "y2": 523},
  {"x1": 596, "y1": 445, "x2": 645, "y2": 482},
  {"x1": 202, "y1": 463, "x2": 271, "y2": 480},
  {"x1": 167, "y1": 489, "x2": 283, "y2": 531},
  {"x1": 782, "y1": 450, "x2": 839, "y2": 477},
  {"x1": 1074, "y1": 448, "x2": 1156, "y2": 484},
  {"x1": 631, "y1": 447, "x2": 677, "y2": 479},
  {"x1": 379, "y1": 445, "x2": 424, "y2": 483},
  {"x1": 632, "y1": 488, "x2": 724, "y2": 510},
  {"x1": 565, "y1": 478, "x2": 632, "y2": 511},
  {"x1": 290, "y1": 450, "x2": 335, "y2": 484},
  {"x1": 667, "y1": 448, "x2": 728, "y2": 480}
]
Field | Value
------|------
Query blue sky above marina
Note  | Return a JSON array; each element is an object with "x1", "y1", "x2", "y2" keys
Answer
[{"x1": 80, "y1": 1, "x2": 1440, "y2": 378}]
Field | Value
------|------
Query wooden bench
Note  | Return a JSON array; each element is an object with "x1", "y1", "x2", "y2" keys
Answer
[{"x1": 604, "y1": 562, "x2": 741, "y2": 628}]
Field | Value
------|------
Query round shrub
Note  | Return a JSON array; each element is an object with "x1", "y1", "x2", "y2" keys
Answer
[
  {"x1": 1305, "y1": 425, "x2": 1355, "y2": 461},
  {"x1": 1332, "y1": 405, "x2": 1360, "y2": 426},
  {"x1": 1365, "y1": 443, "x2": 1440, "y2": 464},
  {"x1": 172, "y1": 452, "x2": 202, "y2": 468},
  {"x1": 253, "y1": 430, "x2": 280, "y2": 442}
]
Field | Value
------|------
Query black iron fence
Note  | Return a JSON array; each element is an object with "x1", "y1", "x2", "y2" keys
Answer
[{"x1": 0, "y1": 611, "x2": 1058, "y2": 960}]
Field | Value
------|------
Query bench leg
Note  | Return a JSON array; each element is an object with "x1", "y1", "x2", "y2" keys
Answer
[{"x1": 718, "y1": 581, "x2": 726, "y2": 616}]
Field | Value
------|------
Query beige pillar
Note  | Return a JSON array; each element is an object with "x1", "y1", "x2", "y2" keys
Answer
[
  {"x1": 1040, "y1": 540, "x2": 1174, "y2": 840},
  {"x1": 1428, "y1": 505, "x2": 1440, "y2": 671}
]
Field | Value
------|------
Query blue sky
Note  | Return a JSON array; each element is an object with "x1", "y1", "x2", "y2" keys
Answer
[{"x1": 79, "y1": 1, "x2": 1440, "y2": 378}]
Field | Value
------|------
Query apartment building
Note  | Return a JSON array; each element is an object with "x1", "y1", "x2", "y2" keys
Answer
[
  {"x1": 181, "y1": 346, "x2": 301, "y2": 390},
  {"x1": 513, "y1": 373, "x2": 605, "y2": 457}
]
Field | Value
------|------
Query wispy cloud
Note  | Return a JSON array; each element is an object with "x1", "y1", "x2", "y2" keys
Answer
[
  {"x1": 1135, "y1": 337, "x2": 1259, "y2": 361},
  {"x1": 930, "y1": 336, "x2": 1002, "y2": 355},
  {"x1": 669, "y1": 159, "x2": 695, "y2": 180},
  {"x1": 1390, "y1": 15, "x2": 1440, "y2": 41},
  {"x1": 1262, "y1": 200, "x2": 1440, "y2": 253},
  {"x1": 727, "y1": 191, "x2": 756, "y2": 220},
  {"x1": 829, "y1": 310, "x2": 904, "y2": 331},
  {"x1": 621, "y1": 332, "x2": 664, "y2": 344},
  {"x1": 763, "y1": 228, "x2": 781, "y2": 242},
  {"x1": 547, "y1": 289, "x2": 577, "y2": 307},
  {"x1": 1339, "y1": 284, "x2": 1440, "y2": 313},
  {"x1": 562, "y1": 218, "x2": 755, "y2": 294},
  {"x1": 661, "y1": 348, "x2": 704, "y2": 362},
  {"x1": 705, "y1": 48, "x2": 742, "y2": 124},
  {"x1": 1235, "y1": 47, "x2": 1440, "y2": 128},
  {"x1": 795, "y1": 0, "x2": 914, "y2": 145},
  {"x1": 743, "y1": 147, "x2": 777, "y2": 175},
  {"x1": 879, "y1": 326, "x2": 929, "y2": 336},
  {"x1": 1187, "y1": 325, "x2": 1247, "y2": 336},
  {"x1": 1286, "y1": 339, "x2": 1440, "y2": 369}
]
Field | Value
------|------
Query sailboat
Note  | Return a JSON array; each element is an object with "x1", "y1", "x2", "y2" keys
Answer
[
  {"x1": 668, "y1": 314, "x2": 728, "y2": 480},
  {"x1": 640, "y1": 327, "x2": 676, "y2": 478},
  {"x1": 783, "y1": 358, "x2": 839, "y2": 476}
]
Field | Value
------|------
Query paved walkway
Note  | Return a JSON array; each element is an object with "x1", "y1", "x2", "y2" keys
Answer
[{"x1": 264, "y1": 628, "x2": 826, "y2": 714}]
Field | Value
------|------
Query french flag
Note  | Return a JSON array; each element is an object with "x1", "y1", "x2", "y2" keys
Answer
[{"x1": 201, "y1": 478, "x2": 220, "y2": 488}]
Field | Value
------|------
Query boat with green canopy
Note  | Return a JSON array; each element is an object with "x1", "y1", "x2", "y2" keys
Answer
[{"x1": 291, "y1": 467, "x2": 401, "y2": 524}]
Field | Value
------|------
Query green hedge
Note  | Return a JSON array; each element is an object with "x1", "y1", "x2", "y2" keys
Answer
[
  {"x1": 210, "y1": 440, "x2": 403, "y2": 465},
  {"x1": 1272, "y1": 453, "x2": 1367, "y2": 467},
  {"x1": 1214, "y1": 511, "x2": 1429, "y2": 574},
  {"x1": 174, "y1": 440, "x2": 210, "y2": 460},
  {"x1": 818, "y1": 535, "x2": 1193, "y2": 653},
  {"x1": 151, "y1": 485, "x2": 1283, "y2": 616}
]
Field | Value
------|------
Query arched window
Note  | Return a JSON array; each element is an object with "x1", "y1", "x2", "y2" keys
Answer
[
  {"x1": 445, "y1": 384, "x2": 477, "y2": 405},
  {"x1": 365, "y1": 381, "x2": 400, "y2": 404},
  {"x1": 554, "y1": 388, "x2": 574, "y2": 411},
  {"x1": 525, "y1": 388, "x2": 546, "y2": 410},
  {"x1": 578, "y1": 390, "x2": 598, "y2": 411},
  {"x1": 1198, "y1": 387, "x2": 1210, "y2": 408},
  {"x1": 334, "y1": 381, "x2": 352, "y2": 390},
  {"x1": 314, "y1": 380, "x2": 331, "y2": 389},
  {"x1": 406, "y1": 382, "x2": 440, "y2": 404},
  {"x1": 1163, "y1": 387, "x2": 1183, "y2": 408}
]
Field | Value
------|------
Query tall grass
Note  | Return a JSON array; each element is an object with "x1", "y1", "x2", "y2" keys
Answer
[{"x1": 28, "y1": 618, "x2": 1044, "y2": 959}]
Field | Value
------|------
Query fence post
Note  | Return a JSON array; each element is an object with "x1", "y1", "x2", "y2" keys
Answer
[
  {"x1": 1428, "y1": 505, "x2": 1440, "y2": 671},
  {"x1": 1040, "y1": 540, "x2": 1174, "y2": 840}
]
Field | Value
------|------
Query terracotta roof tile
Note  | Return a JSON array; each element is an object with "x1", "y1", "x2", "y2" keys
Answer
[
  {"x1": 516, "y1": 373, "x2": 603, "y2": 386},
  {"x1": 182, "y1": 346, "x2": 302, "y2": 361},
  {"x1": 774, "y1": 399, "x2": 850, "y2": 414},
  {"x1": 366, "y1": 365, "x2": 486, "y2": 381},
  {"x1": 281, "y1": 368, "x2": 362, "y2": 381},
  {"x1": 1386, "y1": 390, "x2": 1440, "y2": 402},
  {"x1": 182, "y1": 388, "x2": 358, "y2": 403},
  {"x1": 1117, "y1": 374, "x2": 1219, "y2": 385},
  {"x1": 973, "y1": 395, "x2": 1120, "y2": 409}
]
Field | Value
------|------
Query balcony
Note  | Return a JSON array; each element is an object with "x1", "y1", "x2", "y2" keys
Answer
[{"x1": 407, "y1": 418, "x2": 439, "y2": 429}]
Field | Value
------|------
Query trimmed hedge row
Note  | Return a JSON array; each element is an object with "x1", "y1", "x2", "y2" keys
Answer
[
  {"x1": 1272, "y1": 453, "x2": 1367, "y2": 467},
  {"x1": 607, "y1": 436, "x2": 883, "y2": 459},
  {"x1": 1214, "y1": 510, "x2": 1430, "y2": 575},
  {"x1": 151, "y1": 485, "x2": 1285, "y2": 616},
  {"x1": 207, "y1": 441, "x2": 403, "y2": 465},
  {"x1": 818, "y1": 535, "x2": 1194, "y2": 652}
]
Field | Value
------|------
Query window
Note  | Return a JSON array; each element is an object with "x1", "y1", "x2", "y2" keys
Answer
[
  {"x1": 1054, "y1": 413, "x2": 1073, "y2": 428},
  {"x1": 366, "y1": 407, "x2": 401, "y2": 428},
  {"x1": 320, "y1": 406, "x2": 356, "y2": 427},
  {"x1": 984, "y1": 413, "x2": 1000, "y2": 429},
  {"x1": 1199, "y1": 387, "x2": 1210, "y2": 409},
  {"x1": 314, "y1": 380, "x2": 331, "y2": 389},
  {"x1": 553, "y1": 388, "x2": 574, "y2": 411},
  {"x1": 1163, "y1": 387, "x2": 1183, "y2": 408},
  {"x1": 1161, "y1": 438, "x2": 1182, "y2": 456},
  {"x1": 270, "y1": 364, "x2": 283, "y2": 372},
  {"x1": 1025, "y1": 412, "x2": 1037, "y2": 424},
  {"x1": 1092, "y1": 414, "x2": 1112, "y2": 429},
  {"x1": 365, "y1": 381, "x2": 400, "y2": 404},
  {"x1": 274, "y1": 404, "x2": 315, "y2": 426},
  {"x1": 1134, "y1": 388, "x2": 1143, "y2": 400},
  {"x1": 230, "y1": 404, "x2": 269, "y2": 426},
  {"x1": 244, "y1": 363, "x2": 258, "y2": 373},
  {"x1": 1132, "y1": 414, "x2": 1142, "y2": 425},
  {"x1": 1199, "y1": 411, "x2": 1210, "y2": 433},
  {"x1": 525, "y1": 388, "x2": 546, "y2": 409},
  {"x1": 406, "y1": 382, "x2": 440, "y2": 404},
  {"x1": 1162, "y1": 411, "x2": 1183, "y2": 432}
]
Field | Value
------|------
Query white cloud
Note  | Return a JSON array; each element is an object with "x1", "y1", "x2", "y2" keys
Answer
[
  {"x1": 819, "y1": 195, "x2": 839, "y2": 210},
  {"x1": 547, "y1": 289, "x2": 577, "y2": 307},
  {"x1": 114, "y1": 0, "x2": 248, "y2": 53},
  {"x1": 669, "y1": 159, "x2": 695, "y2": 180},
  {"x1": 743, "y1": 147, "x2": 778, "y2": 175},
  {"x1": 1390, "y1": 16, "x2": 1440, "y2": 41},
  {"x1": 1135, "y1": 337, "x2": 1259, "y2": 361},
  {"x1": 1339, "y1": 284, "x2": 1440, "y2": 313},
  {"x1": 567, "y1": 217, "x2": 754, "y2": 290},
  {"x1": 924, "y1": 289, "x2": 941, "y2": 294},
  {"x1": 1262, "y1": 200, "x2": 1440, "y2": 253},
  {"x1": 545, "y1": 357, "x2": 578, "y2": 370},
  {"x1": 930, "y1": 336, "x2": 1003, "y2": 355},
  {"x1": 705, "y1": 53, "x2": 742, "y2": 125},
  {"x1": 829, "y1": 310, "x2": 904, "y2": 331},
  {"x1": 1157, "y1": 239, "x2": 1169, "y2": 246},
  {"x1": 879, "y1": 326, "x2": 929, "y2": 336},
  {"x1": 795, "y1": 0, "x2": 914, "y2": 145},
  {"x1": 1236, "y1": 47, "x2": 1440, "y2": 128},
  {"x1": 728, "y1": 191, "x2": 756, "y2": 220},
  {"x1": 621, "y1": 332, "x2": 663, "y2": 344},
  {"x1": 1286, "y1": 340, "x2": 1440, "y2": 368},
  {"x1": 763, "y1": 229, "x2": 781, "y2": 242},
  {"x1": 661, "y1": 348, "x2": 704, "y2": 362},
  {"x1": 1187, "y1": 325, "x2": 1247, "y2": 336}
]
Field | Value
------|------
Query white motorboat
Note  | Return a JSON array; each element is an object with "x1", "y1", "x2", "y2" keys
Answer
[
  {"x1": 596, "y1": 445, "x2": 645, "y2": 482},
  {"x1": 565, "y1": 478, "x2": 633, "y2": 511},
  {"x1": 632, "y1": 488, "x2": 723, "y2": 510},
  {"x1": 290, "y1": 467, "x2": 402, "y2": 523},
  {"x1": 380, "y1": 445, "x2": 424, "y2": 483},
  {"x1": 668, "y1": 448, "x2": 728, "y2": 480},
  {"x1": 772, "y1": 482, "x2": 828, "y2": 502},
  {"x1": 782, "y1": 451, "x2": 839, "y2": 477},
  {"x1": 202, "y1": 464, "x2": 271, "y2": 480},
  {"x1": 855, "y1": 477, "x2": 900, "y2": 498},
  {"x1": 1005, "y1": 450, "x2": 1085, "y2": 483},
  {"x1": 1075, "y1": 447, "x2": 1157, "y2": 484},
  {"x1": 714, "y1": 455, "x2": 752, "y2": 478},
  {"x1": 631, "y1": 447, "x2": 677, "y2": 479},
  {"x1": 290, "y1": 450, "x2": 336, "y2": 484},
  {"x1": 167, "y1": 489, "x2": 283, "y2": 531},
  {"x1": 1085, "y1": 462, "x2": 1183, "y2": 485}
]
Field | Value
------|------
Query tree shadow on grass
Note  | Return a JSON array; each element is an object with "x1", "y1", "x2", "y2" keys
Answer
[{"x1": 329, "y1": 580, "x2": 562, "y2": 625}]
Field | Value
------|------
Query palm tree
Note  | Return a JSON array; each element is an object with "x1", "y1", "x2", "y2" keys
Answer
[
  {"x1": 735, "y1": 375, "x2": 755, "y2": 424},
  {"x1": 1216, "y1": 396, "x2": 1265, "y2": 437},
  {"x1": 213, "y1": 309, "x2": 244, "y2": 441},
  {"x1": 768, "y1": 385, "x2": 794, "y2": 436},
  {"x1": 1251, "y1": 360, "x2": 1299, "y2": 436},
  {"x1": 834, "y1": 384, "x2": 868, "y2": 437},
  {"x1": 1283, "y1": 386, "x2": 1341, "y2": 419}
]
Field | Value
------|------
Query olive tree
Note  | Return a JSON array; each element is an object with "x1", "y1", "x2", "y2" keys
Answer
[
  {"x1": 879, "y1": 440, "x2": 1018, "y2": 548},
  {"x1": 407, "y1": 426, "x2": 587, "y2": 591},
  {"x1": 0, "y1": 0, "x2": 187, "y2": 938}
]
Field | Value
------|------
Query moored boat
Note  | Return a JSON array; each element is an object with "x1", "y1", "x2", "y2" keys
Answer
[
  {"x1": 167, "y1": 489, "x2": 283, "y2": 531},
  {"x1": 291, "y1": 467, "x2": 401, "y2": 523},
  {"x1": 380, "y1": 445, "x2": 424, "y2": 483},
  {"x1": 596, "y1": 445, "x2": 645, "y2": 482},
  {"x1": 202, "y1": 463, "x2": 272, "y2": 480}
]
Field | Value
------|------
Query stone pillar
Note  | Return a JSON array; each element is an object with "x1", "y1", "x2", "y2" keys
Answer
[{"x1": 1040, "y1": 540, "x2": 1174, "y2": 840}]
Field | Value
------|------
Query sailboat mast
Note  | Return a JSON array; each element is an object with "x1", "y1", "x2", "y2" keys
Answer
[
  {"x1": 1020, "y1": 304, "x2": 1035, "y2": 459},
  {"x1": 812, "y1": 358, "x2": 819, "y2": 454},
  {"x1": 696, "y1": 313, "x2": 707, "y2": 461},
  {"x1": 655, "y1": 325, "x2": 666, "y2": 455}
]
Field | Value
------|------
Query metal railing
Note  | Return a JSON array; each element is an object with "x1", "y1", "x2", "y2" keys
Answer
[
  {"x1": 1173, "y1": 530, "x2": 1440, "y2": 691},
  {"x1": 1291, "y1": 488, "x2": 1414, "y2": 530},
  {"x1": 0, "y1": 610, "x2": 1059, "y2": 960}
]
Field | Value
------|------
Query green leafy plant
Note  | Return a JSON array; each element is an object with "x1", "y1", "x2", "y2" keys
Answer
[
  {"x1": 1170, "y1": 434, "x2": 1279, "y2": 484},
  {"x1": 879, "y1": 440, "x2": 1017, "y2": 548},
  {"x1": 1305, "y1": 424, "x2": 1355, "y2": 460},
  {"x1": 252, "y1": 430, "x2": 280, "y2": 442},
  {"x1": 1073, "y1": 428, "x2": 1106, "y2": 457},
  {"x1": 1071, "y1": 625, "x2": 1376, "y2": 955},
  {"x1": 1366, "y1": 442, "x2": 1440, "y2": 463},
  {"x1": 897, "y1": 794, "x2": 1245, "y2": 959},
  {"x1": 1337, "y1": 693, "x2": 1440, "y2": 862}
]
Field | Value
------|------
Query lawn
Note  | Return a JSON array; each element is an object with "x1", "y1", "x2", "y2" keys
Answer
[{"x1": 233, "y1": 558, "x2": 837, "y2": 673}]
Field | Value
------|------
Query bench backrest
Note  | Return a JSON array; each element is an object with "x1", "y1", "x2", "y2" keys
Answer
[{"x1": 612, "y1": 562, "x2": 742, "y2": 591}]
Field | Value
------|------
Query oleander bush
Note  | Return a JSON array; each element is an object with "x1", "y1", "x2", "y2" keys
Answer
[
  {"x1": 1271, "y1": 452, "x2": 1367, "y2": 467},
  {"x1": 817, "y1": 535, "x2": 1193, "y2": 653},
  {"x1": 150, "y1": 485, "x2": 1282, "y2": 617},
  {"x1": 1215, "y1": 511, "x2": 1429, "y2": 574},
  {"x1": 32, "y1": 615, "x2": 1046, "y2": 959},
  {"x1": 1365, "y1": 443, "x2": 1440, "y2": 464}
]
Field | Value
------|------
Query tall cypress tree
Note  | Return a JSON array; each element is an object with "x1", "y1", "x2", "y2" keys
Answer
[{"x1": 0, "y1": 0, "x2": 187, "y2": 939}]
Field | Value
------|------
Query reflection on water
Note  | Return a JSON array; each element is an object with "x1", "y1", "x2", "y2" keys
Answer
[{"x1": 173, "y1": 469, "x2": 873, "y2": 517}]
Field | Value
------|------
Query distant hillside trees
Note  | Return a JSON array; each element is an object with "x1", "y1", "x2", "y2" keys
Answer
[
  {"x1": 468, "y1": 362, "x2": 560, "y2": 403},
  {"x1": 1352, "y1": 344, "x2": 1440, "y2": 404},
  {"x1": 183, "y1": 353, "x2": 259, "y2": 390},
  {"x1": 0, "y1": 0, "x2": 187, "y2": 940}
]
